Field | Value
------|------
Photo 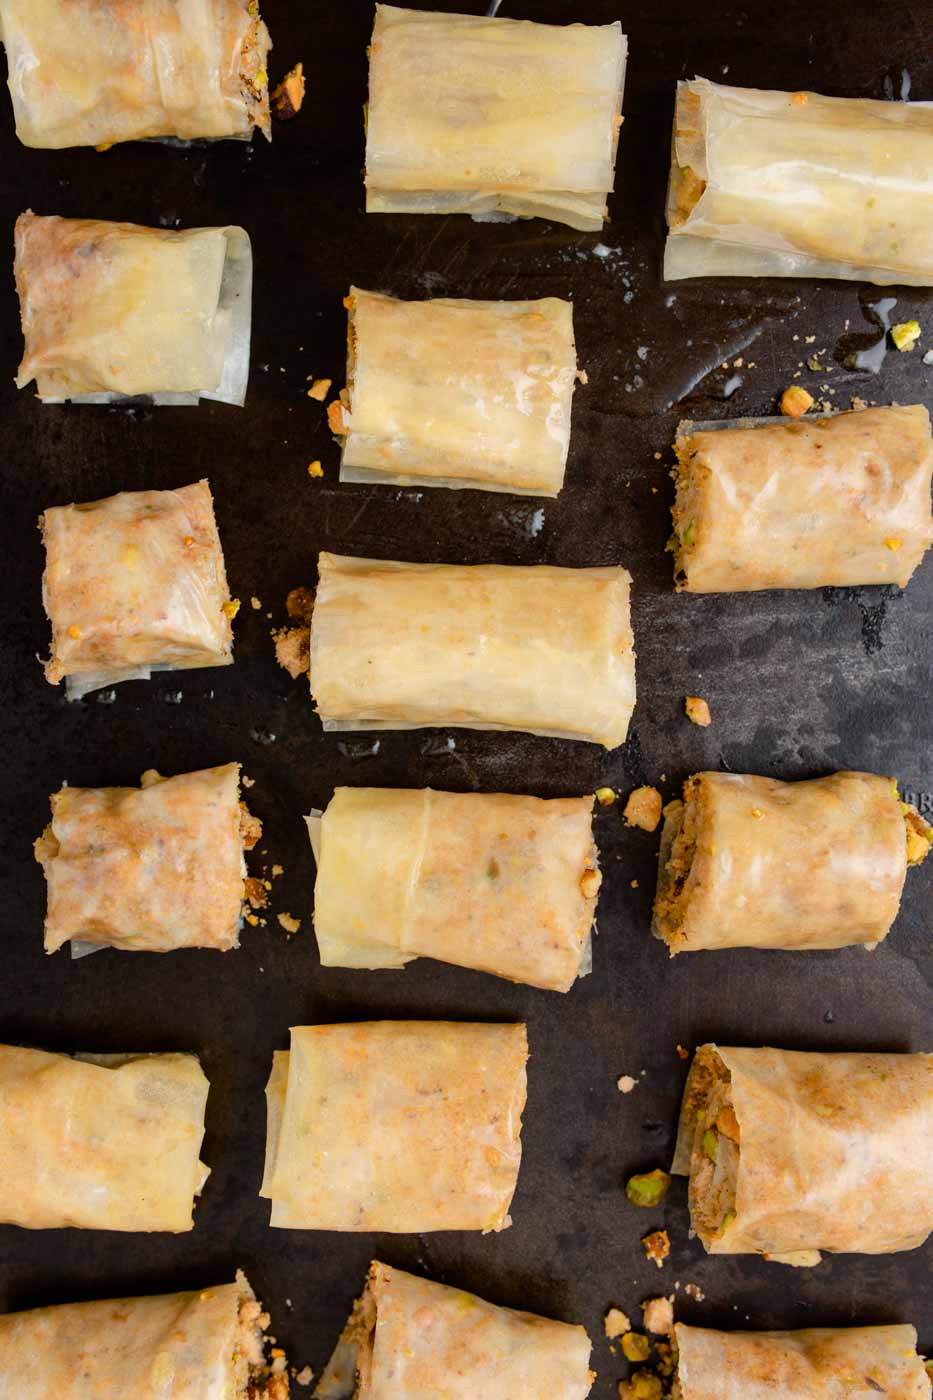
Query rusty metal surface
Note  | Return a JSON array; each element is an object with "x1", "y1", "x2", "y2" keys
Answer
[{"x1": 0, "y1": 0, "x2": 931, "y2": 1391}]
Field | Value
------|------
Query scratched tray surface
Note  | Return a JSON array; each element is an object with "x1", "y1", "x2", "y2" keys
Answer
[{"x1": 0, "y1": 0, "x2": 931, "y2": 1392}]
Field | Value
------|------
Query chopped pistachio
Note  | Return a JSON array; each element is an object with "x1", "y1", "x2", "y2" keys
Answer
[
  {"x1": 621, "y1": 1333, "x2": 652, "y2": 1363},
  {"x1": 702, "y1": 1129, "x2": 718, "y2": 1162},
  {"x1": 720, "y1": 1209, "x2": 736, "y2": 1232},
  {"x1": 625, "y1": 1169, "x2": 671, "y2": 1208},
  {"x1": 595, "y1": 786, "x2": 617, "y2": 806},
  {"x1": 891, "y1": 320, "x2": 921, "y2": 352},
  {"x1": 682, "y1": 519, "x2": 696, "y2": 548}
]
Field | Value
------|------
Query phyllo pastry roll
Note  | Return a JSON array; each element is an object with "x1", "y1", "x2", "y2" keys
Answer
[
  {"x1": 307, "y1": 787, "x2": 600, "y2": 990},
  {"x1": 365, "y1": 5, "x2": 627, "y2": 231},
  {"x1": 16, "y1": 213, "x2": 253, "y2": 405},
  {"x1": 653, "y1": 771, "x2": 931, "y2": 955},
  {"x1": 334, "y1": 289, "x2": 577, "y2": 495},
  {"x1": 672, "y1": 1045, "x2": 933, "y2": 1263},
  {"x1": 0, "y1": 0, "x2": 271, "y2": 149},
  {"x1": 308, "y1": 553, "x2": 636, "y2": 748},
  {"x1": 0, "y1": 1272, "x2": 289, "y2": 1399},
  {"x1": 260, "y1": 1022, "x2": 527, "y2": 1232},
  {"x1": 316, "y1": 1261, "x2": 594, "y2": 1400},
  {"x1": 40, "y1": 479, "x2": 234, "y2": 698},
  {"x1": 35, "y1": 764, "x2": 258, "y2": 955},
  {"x1": 664, "y1": 78, "x2": 933, "y2": 284},
  {"x1": 670, "y1": 406, "x2": 933, "y2": 592},
  {"x1": 672, "y1": 1322, "x2": 931, "y2": 1400},
  {"x1": 0, "y1": 1044, "x2": 209, "y2": 1231}
]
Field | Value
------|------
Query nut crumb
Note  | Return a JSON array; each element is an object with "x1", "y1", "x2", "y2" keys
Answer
[
  {"x1": 271, "y1": 864, "x2": 284, "y2": 878},
  {"x1": 272, "y1": 62, "x2": 305, "y2": 120},
  {"x1": 630, "y1": 879, "x2": 639, "y2": 889},
  {"x1": 308, "y1": 460, "x2": 324, "y2": 478},
  {"x1": 577, "y1": 368, "x2": 589, "y2": 385},
  {"x1": 277, "y1": 912, "x2": 301, "y2": 934},
  {"x1": 250, "y1": 596, "x2": 262, "y2": 610},
  {"x1": 642, "y1": 1231, "x2": 671, "y2": 1269},
  {"x1": 617, "y1": 1075, "x2": 638, "y2": 1094},
  {"x1": 274, "y1": 626, "x2": 311, "y2": 679},
  {"x1": 676, "y1": 1044, "x2": 690, "y2": 1060},
  {"x1": 286, "y1": 587, "x2": 316, "y2": 625},
  {"x1": 294, "y1": 1366, "x2": 314, "y2": 1387},
  {"x1": 891, "y1": 320, "x2": 921, "y2": 352},
  {"x1": 245, "y1": 876, "x2": 268, "y2": 910},
  {"x1": 307, "y1": 377, "x2": 331, "y2": 401},
  {"x1": 604, "y1": 1307, "x2": 631, "y2": 1339},
  {"x1": 623, "y1": 786, "x2": 663, "y2": 832},
  {"x1": 242, "y1": 775, "x2": 255, "y2": 788},
  {"x1": 780, "y1": 385, "x2": 814, "y2": 418},
  {"x1": 595, "y1": 786, "x2": 617, "y2": 806},
  {"x1": 222, "y1": 598, "x2": 241, "y2": 620},
  {"x1": 684, "y1": 696, "x2": 711, "y2": 727},
  {"x1": 683, "y1": 1283, "x2": 705, "y2": 1302},
  {"x1": 239, "y1": 804, "x2": 263, "y2": 851}
]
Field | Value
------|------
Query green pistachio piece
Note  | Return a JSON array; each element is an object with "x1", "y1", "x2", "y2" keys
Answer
[{"x1": 625, "y1": 1168, "x2": 671, "y2": 1208}]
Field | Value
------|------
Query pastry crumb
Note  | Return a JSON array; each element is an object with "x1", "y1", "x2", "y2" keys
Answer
[
  {"x1": 684, "y1": 696, "x2": 711, "y2": 727},
  {"x1": 307, "y1": 377, "x2": 331, "y2": 401},
  {"x1": 623, "y1": 785, "x2": 663, "y2": 832},
  {"x1": 277, "y1": 912, "x2": 301, "y2": 934},
  {"x1": 642, "y1": 1296, "x2": 674, "y2": 1335},
  {"x1": 242, "y1": 775, "x2": 255, "y2": 788},
  {"x1": 271, "y1": 864, "x2": 284, "y2": 878},
  {"x1": 250, "y1": 596, "x2": 262, "y2": 609},
  {"x1": 245, "y1": 876, "x2": 268, "y2": 910},
  {"x1": 274, "y1": 627, "x2": 311, "y2": 679},
  {"x1": 617, "y1": 1074, "x2": 638, "y2": 1094},
  {"x1": 779, "y1": 385, "x2": 814, "y2": 418},
  {"x1": 642, "y1": 1231, "x2": 671, "y2": 1269},
  {"x1": 272, "y1": 62, "x2": 305, "y2": 120},
  {"x1": 604, "y1": 1307, "x2": 631, "y2": 1339},
  {"x1": 294, "y1": 1365, "x2": 314, "y2": 1386}
]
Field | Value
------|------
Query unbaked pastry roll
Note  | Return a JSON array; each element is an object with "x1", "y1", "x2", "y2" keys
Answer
[
  {"x1": 653, "y1": 771, "x2": 932, "y2": 954},
  {"x1": 307, "y1": 787, "x2": 600, "y2": 990},
  {"x1": 40, "y1": 479, "x2": 234, "y2": 698},
  {"x1": 672, "y1": 1044, "x2": 933, "y2": 1264},
  {"x1": 16, "y1": 213, "x2": 253, "y2": 405},
  {"x1": 672, "y1": 1322, "x2": 931, "y2": 1400},
  {"x1": 664, "y1": 78, "x2": 933, "y2": 284},
  {"x1": 0, "y1": 1272, "x2": 289, "y2": 1399},
  {"x1": 670, "y1": 406, "x2": 933, "y2": 592},
  {"x1": 308, "y1": 553, "x2": 636, "y2": 748},
  {"x1": 365, "y1": 5, "x2": 627, "y2": 231},
  {"x1": 0, "y1": 0, "x2": 271, "y2": 148},
  {"x1": 0, "y1": 1044, "x2": 209, "y2": 1231},
  {"x1": 35, "y1": 764, "x2": 257, "y2": 954},
  {"x1": 260, "y1": 1022, "x2": 527, "y2": 1232},
  {"x1": 334, "y1": 288, "x2": 577, "y2": 495},
  {"x1": 316, "y1": 1261, "x2": 594, "y2": 1400}
]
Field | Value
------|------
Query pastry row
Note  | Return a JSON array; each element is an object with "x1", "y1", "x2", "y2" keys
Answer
[
  {"x1": 2, "y1": 1034, "x2": 931, "y2": 1259},
  {"x1": 3, "y1": 1262, "x2": 930, "y2": 1399},
  {"x1": 2, "y1": 5, "x2": 932, "y2": 284},
  {"x1": 33, "y1": 764, "x2": 932, "y2": 974}
]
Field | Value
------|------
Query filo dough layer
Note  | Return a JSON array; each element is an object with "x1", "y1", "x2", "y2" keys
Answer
[
  {"x1": 664, "y1": 79, "x2": 933, "y2": 284},
  {"x1": 0, "y1": 0, "x2": 271, "y2": 148},
  {"x1": 261, "y1": 1022, "x2": 527, "y2": 1232},
  {"x1": 307, "y1": 553, "x2": 636, "y2": 748},
  {"x1": 365, "y1": 5, "x2": 626, "y2": 231},
  {"x1": 309, "y1": 787, "x2": 600, "y2": 990},
  {"x1": 653, "y1": 771, "x2": 914, "y2": 954},
  {"x1": 671, "y1": 406, "x2": 933, "y2": 592},
  {"x1": 0, "y1": 1045, "x2": 209, "y2": 1231},
  {"x1": 16, "y1": 213, "x2": 250, "y2": 401},
  {"x1": 339, "y1": 289, "x2": 577, "y2": 495},
  {"x1": 672, "y1": 1044, "x2": 933, "y2": 1260},
  {"x1": 36, "y1": 764, "x2": 247, "y2": 953},
  {"x1": 0, "y1": 1273, "x2": 288, "y2": 1399},
  {"x1": 673, "y1": 1322, "x2": 931, "y2": 1400},
  {"x1": 41, "y1": 479, "x2": 233, "y2": 694},
  {"x1": 316, "y1": 1261, "x2": 594, "y2": 1400}
]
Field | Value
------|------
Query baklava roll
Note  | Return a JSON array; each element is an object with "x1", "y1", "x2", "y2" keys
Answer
[
  {"x1": 0, "y1": 0, "x2": 271, "y2": 148},
  {"x1": 365, "y1": 5, "x2": 627, "y2": 231},
  {"x1": 0, "y1": 1045, "x2": 209, "y2": 1231},
  {"x1": 672, "y1": 1045, "x2": 933, "y2": 1263},
  {"x1": 0, "y1": 1273, "x2": 289, "y2": 1399},
  {"x1": 40, "y1": 480, "x2": 234, "y2": 697},
  {"x1": 672, "y1": 1322, "x2": 931, "y2": 1400},
  {"x1": 16, "y1": 213, "x2": 253, "y2": 405},
  {"x1": 316, "y1": 1261, "x2": 594, "y2": 1400},
  {"x1": 664, "y1": 78, "x2": 933, "y2": 284},
  {"x1": 307, "y1": 787, "x2": 600, "y2": 990},
  {"x1": 35, "y1": 764, "x2": 257, "y2": 954},
  {"x1": 261, "y1": 1022, "x2": 527, "y2": 1232},
  {"x1": 653, "y1": 771, "x2": 931, "y2": 955},
  {"x1": 670, "y1": 406, "x2": 933, "y2": 592},
  {"x1": 308, "y1": 553, "x2": 636, "y2": 748},
  {"x1": 334, "y1": 289, "x2": 577, "y2": 495}
]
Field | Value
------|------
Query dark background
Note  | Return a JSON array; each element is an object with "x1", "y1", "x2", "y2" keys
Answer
[{"x1": 0, "y1": 0, "x2": 931, "y2": 1391}]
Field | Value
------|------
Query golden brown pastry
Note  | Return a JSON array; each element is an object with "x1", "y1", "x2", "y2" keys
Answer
[
  {"x1": 35, "y1": 764, "x2": 253, "y2": 954},
  {"x1": 672, "y1": 1044, "x2": 933, "y2": 1263},
  {"x1": 261, "y1": 1022, "x2": 527, "y2": 1232},
  {"x1": 0, "y1": 1044, "x2": 209, "y2": 1231},
  {"x1": 308, "y1": 787, "x2": 600, "y2": 990},
  {"x1": 40, "y1": 480, "x2": 234, "y2": 698},
  {"x1": 653, "y1": 771, "x2": 931, "y2": 954}
]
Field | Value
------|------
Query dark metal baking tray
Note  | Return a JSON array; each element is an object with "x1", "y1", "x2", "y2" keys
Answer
[{"x1": 0, "y1": 1, "x2": 930, "y2": 1392}]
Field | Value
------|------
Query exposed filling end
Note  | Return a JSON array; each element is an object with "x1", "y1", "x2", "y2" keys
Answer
[
  {"x1": 682, "y1": 1050, "x2": 740, "y2": 1248},
  {"x1": 668, "y1": 435, "x2": 706, "y2": 588},
  {"x1": 235, "y1": 1284, "x2": 290, "y2": 1399},
  {"x1": 904, "y1": 801, "x2": 932, "y2": 867},
  {"x1": 668, "y1": 89, "x2": 707, "y2": 228},
  {"x1": 314, "y1": 1267, "x2": 379, "y2": 1399},
  {"x1": 327, "y1": 293, "x2": 356, "y2": 441},
  {"x1": 240, "y1": 4, "x2": 273, "y2": 140},
  {"x1": 652, "y1": 784, "x2": 700, "y2": 949}
]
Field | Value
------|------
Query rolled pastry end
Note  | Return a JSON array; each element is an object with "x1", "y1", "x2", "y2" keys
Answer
[
  {"x1": 677, "y1": 1046, "x2": 742, "y2": 1252},
  {"x1": 234, "y1": 1272, "x2": 290, "y2": 1398},
  {"x1": 651, "y1": 786, "x2": 699, "y2": 954}
]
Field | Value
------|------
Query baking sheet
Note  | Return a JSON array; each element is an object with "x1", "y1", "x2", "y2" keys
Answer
[{"x1": 0, "y1": 1, "x2": 930, "y2": 1393}]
